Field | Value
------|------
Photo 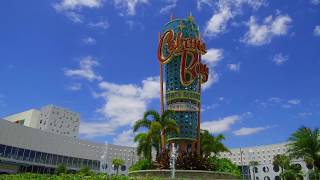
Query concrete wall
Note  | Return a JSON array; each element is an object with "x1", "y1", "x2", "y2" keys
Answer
[{"x1": 4, "y1": 109, "x2": 40, "y2": 129}]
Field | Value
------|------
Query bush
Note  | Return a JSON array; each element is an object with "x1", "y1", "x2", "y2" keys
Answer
[
  {"x1": 208, "y1": 157, "x2": 241, "y2": 176},
  {"x1": 54, "y1": 164, "x2": 67, "y2": 175},
  {"x1": 78, "y1": 166, "x2": 95, "y2": 176},
  {"x1": 129, "y1": 159, "x2": 153, "y2": 172}
]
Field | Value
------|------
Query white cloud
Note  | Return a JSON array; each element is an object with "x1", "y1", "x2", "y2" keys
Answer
[
  {"x1": 64, "y1": 56, "x2": 102, "y2": 81},
  {"x1": 268, "y1": 97, "x2": 282, "y2": 103},
  {"x1": 113, "y1": 130, "x2": 137, "y2": 147},
  {"x1": 201, "y1": 48, "x2": 223, "y2": 90},
  {"x1": 233, "y1": 126, "x2": 269, "y2": 136},
  {"x1": 288, "y1": 99, "x2": 301, "y2": 105},
  {"x1": 54, "y1": 0, "x2": 103, "y2": 11},
  {"x1": 202, "y1": 48, "x2": 224, "y2": 66},
  {"x1": 113, "y1": 0, "x2": 149, "y2": 16},
  {"x1": 82, "y1": 36, "x2": 96, "y2": 45},
  {"x1": 160, "y1": 0, "x2": 177, "y2": 14},
  {"x1": 67, "y1": 83, "x2": 82, "y2": 91},
  {"x1": 202, "y1": 71, "x2": 219, "y2": 90},
  {"x1": 204, "y1": 8, "x2": 233, "y2": 37},
  {"x1": 201, "y1": 115, "x2": 241, "y2": 134},
  {"x1": 204, "y1": 0, "x2": 266, "y2": 37},
  {"x1": 96, "y1": 76, "x2": 160, "y2": 128},
  {"x1": 313, "y1": 26, "x2": 320, "y2": 36},
  {"x1": 80, "y1": 121, "x2": 116, "y2": 138},
  {"x1": 88, "y1": 20, "x2": 110, "y2": 29},
  {"x1": 272, "y1": 53, "x2": 289, "y2": 65},
  {"x1": 53, "y1": 0, "x2": 103, "y2": 23},
  {"x1": 311, "y1": 0, "x2": 320, "y2": 5},
  {"x1": 227, "y1": 63, "x2": 240, "y2": 72},
  {"x1": 64, "y1": 11, "x2": 84, "y2": 23},
  {"x1": 242, "y1": 14, "x2": 292, "y2": 46}
]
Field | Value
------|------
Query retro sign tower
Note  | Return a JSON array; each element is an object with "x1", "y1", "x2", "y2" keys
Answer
[{"x1": 157, "y1": 15, "x2": 209, "y2": 154}]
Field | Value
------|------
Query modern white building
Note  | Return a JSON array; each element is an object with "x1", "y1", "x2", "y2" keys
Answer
[
  {"x1": 4, "y1": 105, "x2": 80, "y2": 138},
  {"x1": 0, "y1": 119, "x2": 138, "y2": 175},
  {"x1": 4, "y1": 109, "x2": 41, "y2": 129},
  {"x1": 220, "y1": 143, "x2": 309, "y2": 180}
]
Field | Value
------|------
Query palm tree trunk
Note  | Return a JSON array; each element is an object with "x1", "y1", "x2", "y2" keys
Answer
[{"x1": 161, "y1": 130, "x2": 166, "y2": 154}]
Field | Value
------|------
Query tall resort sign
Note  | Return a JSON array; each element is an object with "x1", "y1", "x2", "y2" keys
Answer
[{"x1": 157, "y1": 15, "x2": 209, "y2": 153}]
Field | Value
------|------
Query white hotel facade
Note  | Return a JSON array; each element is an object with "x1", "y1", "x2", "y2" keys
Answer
[
  {"x1": 220, "y1": 143, "x2": 309, "y2": 180},
  {"x1": 0, "y1": 105, "x2": 311, "y2": 179}
]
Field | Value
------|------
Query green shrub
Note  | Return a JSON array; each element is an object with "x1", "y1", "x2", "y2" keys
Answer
[
  {"x1": 78, "y1": 166, "x2": 94, "y2": 176},
  {"x1": 208, "y1": 157, "x2": 241, "y2": 176},
  {"x1": 129, "y1": 159, "x2": 152, "y2": 172},
  {"x1": 54, "y1": 164, "x2": 67, "y2": 175}
]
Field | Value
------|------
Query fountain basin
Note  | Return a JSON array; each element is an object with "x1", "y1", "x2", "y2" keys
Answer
[{"x1": 129, "y1": 169, "x2": 240, "y2": 180}]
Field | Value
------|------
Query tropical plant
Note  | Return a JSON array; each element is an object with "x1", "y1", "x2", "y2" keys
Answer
[
  {"x1": 129, "y1": 159, "x2": 153, "y2": 172},
  {"x1": 133, "y1": 110, "x2": 179, "y2": 159},
  {"x1": 273, "y1": 154, "x2": 302, "y2": 180},
  {"x1": 209, "y1": 157, "x2": 241, "y2": 176},
  {"x1": 112, "y1": 158, "x2": 125, "y2": 175},
  {"x1": 200, "y1": 129, "x2": 230, "y2": 157},
  {"x1": 134, "y1": 132, "x2": 153, "y2": 161},
  {"x1": 78, "y1": 166, "x2": 93, "y2": 176},
  {"x1": 273, "y1": 154, "x2": 290, "y2": 173},
  {"x1": 54, "y1": 164, "x2": 67, "y2": 175},
  {"x1": 176, "y1": 152, "x2": 214, "y2": 170},
  {"x1": 288, "y1": 126, "x2": 320, "y2": 176}
]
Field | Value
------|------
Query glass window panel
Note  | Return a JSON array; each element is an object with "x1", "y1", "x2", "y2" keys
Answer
[
  {"x1": 52, "y1": 155, "x2": 57, "y2": 165},
  {"x1": 40, "y1": 153, "x2": 47, "y2": 164},
  {"x1": 11, "y1": 147, "x2": 18, "y2": 158},
  {"x1": 4, "y1": 146, "x2": 12, "y2": 158},
  {"x1": 83, "y1": 159, "x2": 88, "y2": 167},
  {"x1": 0, "y1": 144, "x2": 5, "y2": 157},
  {"x1": 63, "y1": 156, "x2": 68, "y2": 166},
  {"x1": 23, "y1": 150, "x2": 30, "y2": 161},
  {"x1": 57, "y1": 155, "x2": 63, "y2": 165},
  {"x1": 35, "y1": 152, "x2": 41, "y2": 163},
  {"x1": 29, "y1": 151, "x2": 36, "y2": 162},
  {"x1": 88, "y1": 160, "x2": 93, "y2": 169},
  {"x1": 17, "y1": 148, "x2": 24, "y2": 160},
  {"x1": 46, "y1": 154, "x2": 53, "y2": 165}
]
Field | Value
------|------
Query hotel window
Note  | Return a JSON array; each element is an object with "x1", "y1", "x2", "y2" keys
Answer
[
  {"x1": 23, "y1": 149, "x2": 31, "y2": 161},
  {"x1": 3, "y1": 146, "x2": 12, "y2": 158},
  {"x1": 45, "y1": 153, "x2": 52, "y2": 164},
  {"x1": 0, "y1": 144, "x2": 5, "y2": 157},
  {"x1": 29, "y1": 151, "x2": 36, "y2": 162}
]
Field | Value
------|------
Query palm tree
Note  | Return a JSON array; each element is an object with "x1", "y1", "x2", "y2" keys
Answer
[
  {"x1": 288, "y1": 126, "x2": 320, "y2": 179},
  {"x1": 134, "y1": 133, "x2": 153, "y2": 161},
  {"x1": 112, "y1": 158, "x2": 124, "y2": 175},
  {"x1": 200, "y1": 130, "x2": 230, "y2": 157},
  {"x1": 273, "y1": 154, "x2": 302, "y2": 180},
  {"x1": 273, "y1": 154, "x2": 290, "y2": 174},
  {"x1": 133, "y1": 110, "x2": 179, "y2": 156},
  {"x1": 288, "y1": 127, "x2": 320, "y2": 167}
]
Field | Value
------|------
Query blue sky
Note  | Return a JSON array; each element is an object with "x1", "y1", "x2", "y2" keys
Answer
[{"x1": 0, "y1": 0, "x2": 320, "y2": 148}]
